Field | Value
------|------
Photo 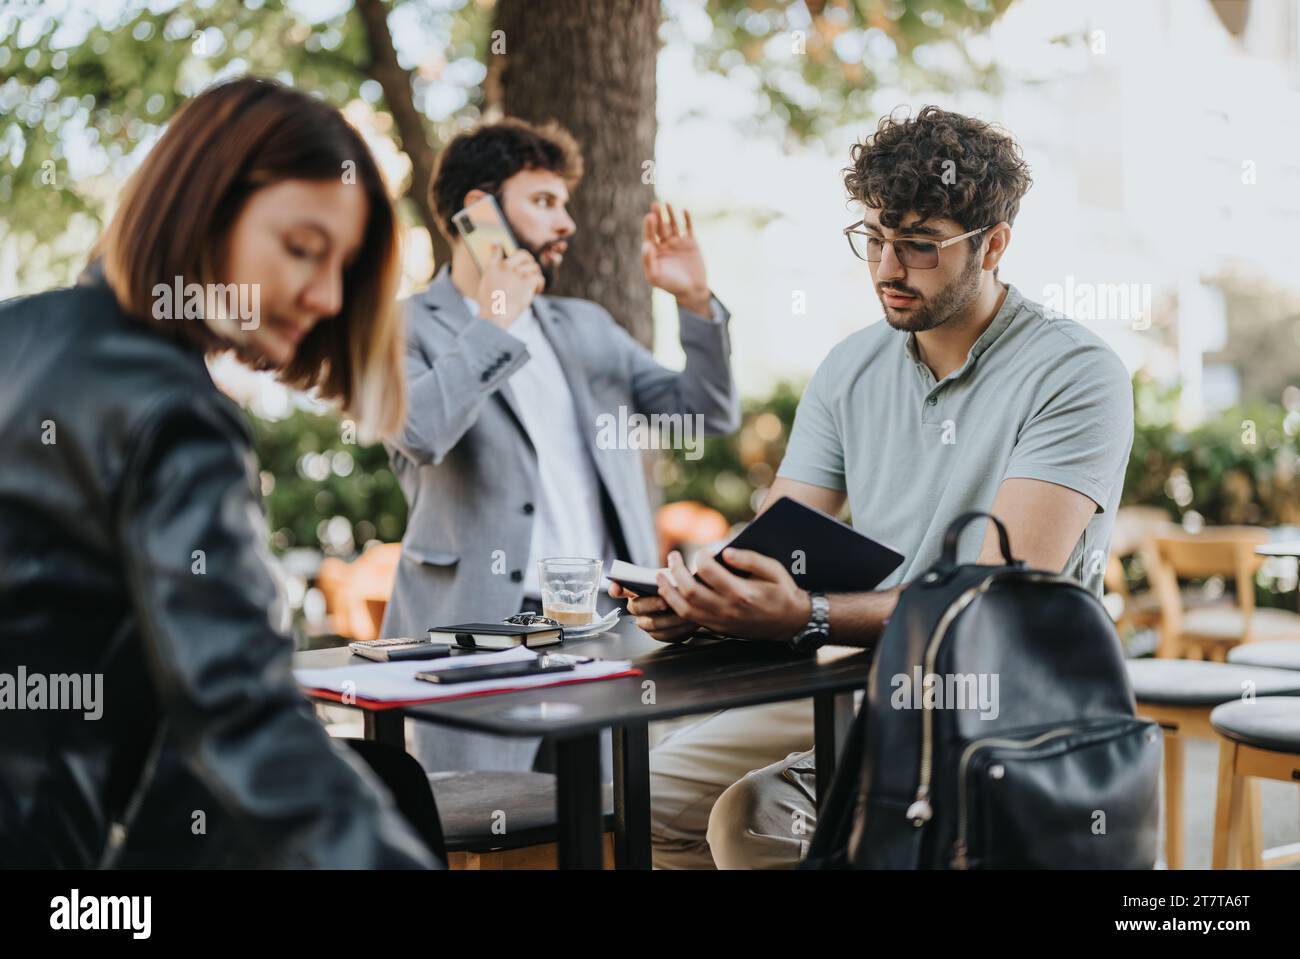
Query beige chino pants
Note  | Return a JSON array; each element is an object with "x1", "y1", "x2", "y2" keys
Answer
[{"x1": 648, "y1": 700, "x2": 820, "y2": 869}]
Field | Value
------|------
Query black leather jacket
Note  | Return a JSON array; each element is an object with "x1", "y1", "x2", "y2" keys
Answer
[{"x1": 0, "y1": 271, "x2": 436, "y2": 868}]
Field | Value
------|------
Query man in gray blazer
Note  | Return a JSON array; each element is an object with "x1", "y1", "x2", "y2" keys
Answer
[{"x1": 382, "y1": 118, "x2": 740, "y2": 772}]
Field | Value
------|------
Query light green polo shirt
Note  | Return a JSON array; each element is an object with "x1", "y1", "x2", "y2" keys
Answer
[{"x1": 777, "y1": 284, "x2": 1133, "y2": 596}]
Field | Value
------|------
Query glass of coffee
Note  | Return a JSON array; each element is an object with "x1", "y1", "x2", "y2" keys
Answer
[{"x1": 537, "y1": 557, "x2": 604, "y2": 627}]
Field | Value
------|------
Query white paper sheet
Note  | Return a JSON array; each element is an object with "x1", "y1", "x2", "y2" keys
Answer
[{"x1": 295, "y1": 646, "x2": 635, "y2": 704}]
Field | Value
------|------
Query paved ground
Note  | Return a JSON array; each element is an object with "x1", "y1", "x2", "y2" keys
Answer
[{"x1": 1160, "y1": 734, "x2": 1299, "y2": 869}]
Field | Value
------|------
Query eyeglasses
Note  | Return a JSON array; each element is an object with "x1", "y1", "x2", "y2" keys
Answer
[{"x1": 843, "y1": 222, "x2": 991, "y2": 270}]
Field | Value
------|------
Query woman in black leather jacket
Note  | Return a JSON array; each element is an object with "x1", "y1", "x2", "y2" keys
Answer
[{"x1": 0, "y1": 77, "x2": 436, "y2": 868}]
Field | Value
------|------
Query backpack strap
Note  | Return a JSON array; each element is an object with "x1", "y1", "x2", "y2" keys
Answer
[{"x1": 925, "y1": 511, "x2": 1023, "y2": 582}]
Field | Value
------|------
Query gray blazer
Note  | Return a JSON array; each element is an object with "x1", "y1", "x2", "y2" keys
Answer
[{"x1": 382, "y1": 267, "x2": 740, "y2": 771}]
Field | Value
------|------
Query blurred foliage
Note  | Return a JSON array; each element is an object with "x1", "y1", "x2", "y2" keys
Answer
[
  {"x1": 685, "y1": 0, "x2": 1014, "y2": 141},
  {"x1": 1125, "y1": 373, "x2": 1300, "y2": 527},
  {"x1": 249, "y1": 408, "x2": 406, "y2": 557},
  {"x1": 0, "y1": 0, "x2": 491, "y2": 284},
  {"x1": 1121, "y1": 373, "x2": 1300, "y2": 614},
  {"x1": 658, "y1": 379, "x2": 806, "y2": 524},
  {"x1": 3, "y1": 0, "x2": 1019, "y2": 288}
]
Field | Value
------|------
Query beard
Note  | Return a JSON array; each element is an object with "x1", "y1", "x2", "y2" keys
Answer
[
  {"x1": 527, "y1": 240, "x2": 562, "y2": 291},
  {"x1": 878, "y1": 247, "x2": 983, "y2": 333},
  {"x1": 533, "y1": 240, "x2": 564, "y2": 289},
  {"x1": 502, "y1": 210, "x2": 564, "y2": 291}
]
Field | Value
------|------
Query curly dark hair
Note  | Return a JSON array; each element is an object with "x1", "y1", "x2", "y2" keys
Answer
[
  {"x1": 430, "y1": 117, "x2": 584, "y2": 240},
  {"x1": 843, "y1": 105, "x2": 1032, "y2": 244}
]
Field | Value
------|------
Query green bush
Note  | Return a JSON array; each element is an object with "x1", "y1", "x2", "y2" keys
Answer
[
  {"x1": 249, "y1": 409, "x2": 406, "y2": 557},
  {"x1": 656, "y1": 380, "x2": 804, "y2": 524},
  {"x1": 1125, "y1": 373, "x2": 1300, "y2": 527}
]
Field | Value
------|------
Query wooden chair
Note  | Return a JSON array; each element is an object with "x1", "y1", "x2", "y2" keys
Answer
[
  {"x1": 341, "y1": 735, "x2": 620, "y2": 870},
  {"x1": 343, "y1": 738, "x2": 447, "y2": 863},
  {"x1": 1103, "y1": 507, "x2": 1180, "y2": 634},
  {"x1": 1210, "y1": 697, "x2": 1300, "y2": 869},
  {"x1": 316, "y1": 543, "x2": 402, "y2": 641},
  {"x1": 429, "y1": 771, "x2": 616, "y2": 870},
  {"x1": 1126, "y1": 659, "x2": 1300, "y2": 868},
  {"x1": 1147, "y1": 527, "x2": 1300, "y2": 660},
  {"x1": 655, "y1": 500, "x2": 730, "y2": 566},
  {"x1": 1111, "y1": 506, "x2": 1177, "y2": 549}
]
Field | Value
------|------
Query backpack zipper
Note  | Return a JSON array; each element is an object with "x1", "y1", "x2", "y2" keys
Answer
[
  {"x1": 905, "y1": 570, "x2": 1086, "y2": 828},
  {"x1": 905, "y1": 575, "x2": 994, "y2": 825},
  {"x1": 950, "y1": 725, "x2": 1080, "y2": 869}
]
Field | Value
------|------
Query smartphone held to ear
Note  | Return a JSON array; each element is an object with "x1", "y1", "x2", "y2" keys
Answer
[{"x1": 452, "y1": 194, "x2": 520, "y2": 273}]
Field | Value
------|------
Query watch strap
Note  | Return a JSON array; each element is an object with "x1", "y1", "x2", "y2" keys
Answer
[{"x1": 792, "y1": 592, "x2": 830, "y2": 651}]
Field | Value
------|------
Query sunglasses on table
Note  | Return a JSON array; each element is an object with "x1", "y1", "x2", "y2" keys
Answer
[{"x1": 843, "y1": 222, "x2": 992, "y2": 270}]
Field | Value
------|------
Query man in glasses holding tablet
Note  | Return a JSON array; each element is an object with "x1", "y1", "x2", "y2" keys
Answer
[{"x1": 612, "y1": 106, "x2": 1135, "y2": 868}]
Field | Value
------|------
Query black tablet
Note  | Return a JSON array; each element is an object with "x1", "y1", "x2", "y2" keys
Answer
[
  {"x1": 610, "y1": 496, "x2": 904, "y2": 596},
  {"x1": 719, "y1": 496, "x2": 904, "y2": 592}
]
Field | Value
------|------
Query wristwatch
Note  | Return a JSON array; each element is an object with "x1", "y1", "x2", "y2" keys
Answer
[{"x1": 790, "y1": 592, "x2": 831, "y2": 653}]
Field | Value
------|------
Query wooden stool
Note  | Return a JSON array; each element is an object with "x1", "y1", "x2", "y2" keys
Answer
[
  {"x1": 1210, "y1": 697, "x2": 1300, "y2": 869},
  {"x1": 429, "y1": 771, "x2": 617, "y2": 870},
  {"x1": 1125, "y1": 659, "x2": 1300, "y2": 868},
  {"x1": 1228, "y1": 640, "x2": 1300, "y2": 671}
]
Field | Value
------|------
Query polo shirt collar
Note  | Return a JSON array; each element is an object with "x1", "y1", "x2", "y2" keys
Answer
[{"x1": 904, "y1": 282, "x2": 1022, "y2": 382}]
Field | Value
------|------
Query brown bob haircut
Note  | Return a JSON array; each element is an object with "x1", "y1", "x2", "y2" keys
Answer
[{"x1": 94, "y1": 76, "x2": 404, "y2": 439}]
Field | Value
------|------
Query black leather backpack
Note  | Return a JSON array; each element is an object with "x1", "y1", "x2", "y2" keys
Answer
[{"x1": 807, "y1": 511, "x2": 1161, "y2": 869}]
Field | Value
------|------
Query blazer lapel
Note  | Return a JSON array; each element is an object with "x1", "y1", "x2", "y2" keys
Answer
[{"x1": 419, "y1": 267, "x2": 531, "y2": 449}]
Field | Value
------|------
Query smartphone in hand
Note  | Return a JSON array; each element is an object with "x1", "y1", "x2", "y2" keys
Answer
[{"x1": 452, "y1": 194, "x2": 520, "y2": 273}]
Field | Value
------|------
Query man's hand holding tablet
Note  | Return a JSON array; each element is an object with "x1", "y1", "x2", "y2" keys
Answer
[{"x1": 610, "y1": 495, "x2": 903, "y2": 645}]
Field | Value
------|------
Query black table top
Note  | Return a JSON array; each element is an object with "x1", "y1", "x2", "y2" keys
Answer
[{"x1": 294, "y1": 619, "x2": 871, "y2": 738}]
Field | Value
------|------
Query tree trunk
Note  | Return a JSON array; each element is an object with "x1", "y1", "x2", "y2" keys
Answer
[
  {"x1": 489, "y1": 0, "x2": 660, "y2": 347},
  {"x1": 355, "y1": 0, "x2": 451, "y2": 269}
]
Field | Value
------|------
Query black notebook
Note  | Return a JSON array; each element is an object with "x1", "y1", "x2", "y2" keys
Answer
[
  {"x1": 609, "y1": 496, "x2": 904, "y2": 595},
  {"x1": 426, "y1": 622, "x2": 563, "y2": 650}
]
